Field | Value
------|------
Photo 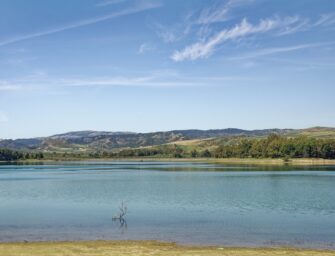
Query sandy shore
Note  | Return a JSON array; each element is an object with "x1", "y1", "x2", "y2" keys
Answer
[{"x1": 0, "y1": 241, "x2": 334, "y2": 256}]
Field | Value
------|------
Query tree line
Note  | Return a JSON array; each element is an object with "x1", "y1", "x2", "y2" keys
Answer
[
  {"x1": 214, "y1": 134, "x2": 335, "y2": 159},
  {"x1": 112, "y1": 145, "x2": 211, "y2": 158},
  {"x1": 0, "y1": 149, "x2": 44, "y2": 161},
  {"x1": 113, "y1": 134, "x2": 335, "y2": 159},
  {"x1": 1, "y1": 134, "x2": 335, "y2": 160}
]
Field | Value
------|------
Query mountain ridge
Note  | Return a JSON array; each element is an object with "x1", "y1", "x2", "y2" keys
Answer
[{"x1": 0, "y1": 127, "x2": 334, "y2": 152}]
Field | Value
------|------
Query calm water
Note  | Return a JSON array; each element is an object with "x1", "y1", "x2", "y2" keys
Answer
[{"x1": 0, "y1": 162, "x2": 335, "y2": 249}]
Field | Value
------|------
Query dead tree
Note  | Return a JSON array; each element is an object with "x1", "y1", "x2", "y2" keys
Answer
[{"x1": 112, "y1": 201, "x2": 127, "y2": 223}]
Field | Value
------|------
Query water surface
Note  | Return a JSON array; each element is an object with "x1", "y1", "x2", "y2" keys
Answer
[{"x1": 0, "y1": 161, "x2": 334, "y2": 249}]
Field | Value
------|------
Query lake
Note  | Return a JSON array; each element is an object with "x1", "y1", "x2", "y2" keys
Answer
[{"x1": 0, "y1": 161, "x2": 334, "y2": 249}]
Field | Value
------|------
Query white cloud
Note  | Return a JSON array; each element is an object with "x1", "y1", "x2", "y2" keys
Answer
[
  {"x1": 0, "y1": 72, "x2": 195, "y2": 88},
  {"x1": 0, "y1": 70, "x2": 249, "y2": 90},
  {"x1": 168, "y1": 6, "x2": 335, "y2": 62},
  {"x1": 0, "y1": 71, "x2": 49, "y2": 92},
  {"x1": 271, "y1": 58, "x2": 335, "y2": 71},
  {"x1": 276, "y1": 16, "x2": 310, "y2": 35},
  {"x1": 154, "y1": 0, "x2": 253, "y2": 44},
  {"x1": 0, "y1": 2, "x2": 161, "y2": 48},
  {"x1": 171, "y1": 16, "x2": 300, "y2": 62},
  {"x1": 59, "y1": 71, "x2": 249, "y2": 88},
  {"x1": 61, "y1": 76, "x2": 195, "y2": 88},
  {"x1": 138, "y1": 43, "x2": 155, "y2": 54},
  {"x1": 276, "y1": 13, "x2": 335, "y2": 35},
  {"x1": 196, "y1": 2, "x2": 230, "y2": 25},
  {"x1": 154, "y1": 22, "x2": 188, "y2": 43},
  {"x1": 196, "y1": 0, "x2": 254, "y2": 25},
  {"x1": 0, "y1": 81, "x2": 21, "y2": 91},
  {"x1": 96, "y1": 0, "x2": 126, "y2": 7},
  {"x1": 228, "y1": 42, "x2": 333, "y2": 61},
  {"x1": 315, "y1": 13, "x2": 335, "y2": 26},
  {"x1": 157, "y1": 29, "x2": 179, "y2": 43}
]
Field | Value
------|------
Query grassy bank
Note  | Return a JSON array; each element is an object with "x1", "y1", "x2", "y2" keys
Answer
[
  {"x1": 203, "y1": 157, "x2": 335, "y2": 166},
  {"x1": 11, "y1": 157, "x2": 335, "y2": 166},
  {"x1": 114, "y1": 157, "x2": 335, "y2": 166},
  {"x1": 0, "y1": 241, "x2": 334, "y2": 256}
]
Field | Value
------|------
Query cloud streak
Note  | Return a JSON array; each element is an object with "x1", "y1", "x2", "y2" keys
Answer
[
  {"x1": 0, "y1": 81, "x2": 21, "y2": 91},
  {"x1": 196, "y1": 0, "x2": 254, "y2": 25},
  {"x1": 96, "y1": 0, "x2": 126, "y2": 7},
  {"x1": 315, "y1": 13, "x2": 335, "y2": 26},
  {"x1": 228, "y1": 42, "x2": 334, "y2": 60},
  {"x1": 62, "y1": 77, "x2": 195, "y2": 87},
  {"x1": 0, "y1": 2, "x2": 161, "y2": 47},
  {"x1": 170, "y1": 8, "x2": 335, "y2": 62},
  {"x1": 0, "y1": 71, "x2": 249, "y2": 91},
  {"x1": 171, "y1": 16, "x2": 299, "y2": 62},
  {"x1": 275, "y1": 13, "x2": 335, "y2": 36},
  {"x1": 154, "y1": 0, "x2": 253, "y2": 44},
  {"x1": 138, "y1": 43, "x2": 155, "y2": 54}
]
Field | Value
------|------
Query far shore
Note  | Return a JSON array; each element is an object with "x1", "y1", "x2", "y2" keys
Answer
[
  {"x1": 5, "y1": 157, "x2": 335, "y2": 166},
  {"x1": 0, "y1": 240, "x2": 335, "y2": 256}
]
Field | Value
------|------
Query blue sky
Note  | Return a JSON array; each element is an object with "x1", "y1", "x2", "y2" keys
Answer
[{"x1": 0, "y1": 0, "x2": 335, "y2": 138}]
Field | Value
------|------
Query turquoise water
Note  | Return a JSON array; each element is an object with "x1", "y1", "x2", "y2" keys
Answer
[{"x1": 0, "y1": 162, "x2": 335, "y2": 248}]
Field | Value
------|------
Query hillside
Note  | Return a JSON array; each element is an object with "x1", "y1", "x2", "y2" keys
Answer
[{"x1": 0, "y1": 127, "x2": 334, "y2": 153}]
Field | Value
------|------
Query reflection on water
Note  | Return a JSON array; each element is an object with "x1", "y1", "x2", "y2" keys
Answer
[{"x1": 0, "y1": 161, "x2": 335, "y2": 249}]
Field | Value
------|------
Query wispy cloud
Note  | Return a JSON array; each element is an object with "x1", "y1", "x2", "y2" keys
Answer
[
  {"x1": 138, "y1": 43, "x2": 155, "y2": 54},
  {"x1": 0, "y1": 81, "x2": 21, "y2": 91},
  {"x1": 196, "y1": 0, "x2": 254, "y2": 25},
  {"x1": 315, "y1": 13, "x2": 335, "y2": 26},
  {"x1": 276, "y1": 16, "x2": 310, "y2": 35},
  {"x1": 60, "y1": 74, "x2": 248, "y2": 88},
  {"x1": 167, "y1": 1, "x2": 335, "y2": 62},
  {"x1": 0, "y1": 70, "x2": 249, "y2": 91},
  {"x1": 0, "y1": 71, "x2": 51, "y2": 92},
  {"x1": 153, "y1": 19, "x2": 191, "y2": 43},
  {"x1": 61, "y1": 77, "x2": 195, "y2": 88},
  {"x1": 228, "y1": 42, "x2": 334, "y2": 60},
  {"x1": 276, "y1": 13, "x2": 335, "y2": 35},
  {"x1": 6, "y1": 58, "x2": 25, "y2": 65},
  {"x1": 0, "y1": 2, "x2": 161, "y2": 48},
  {"x1": 58, "y1": 69, "x2": 250, "y2": 87},
  {"x1": 155, "y1": 27, "x2": 179, "y2": 43},
  {"x1": 171, "y1": 16, "x2": 299, "y2": 62},
  {"x1": 96, "y1": 0, "x2": 126, "y2": 7},
  {"x1": 154, "y1": 0, "x2": 253, "y2": 43},
  {"x1": 1, "y1": 73, "x2": 194, "y2": 89},
  {"x1": 253, "y1": 55, "x2": 335, "y2": 71}
]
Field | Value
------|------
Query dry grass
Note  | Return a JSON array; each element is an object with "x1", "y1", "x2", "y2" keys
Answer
[
  {"x1": 99, "y1": 157, "x2": 335, "y2": 166},
  {"x1": 0, "y1": 241, "x2": 334, "y2": 256},
  {"x1": 167, "y1": 138, "x2": 212, "y2": 145},
  {"x1": 204, "y1": 158, "x2": 335, "y2": 166},
  {"x1": 14, "y1": 157, "x2": 335, "y2": 166}
]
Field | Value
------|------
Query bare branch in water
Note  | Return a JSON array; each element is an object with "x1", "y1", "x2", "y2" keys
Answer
[{"x1": 113, "y1": 201, "x2": 127, "y2": 222}]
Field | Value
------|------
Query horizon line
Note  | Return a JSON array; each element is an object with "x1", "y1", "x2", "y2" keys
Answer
[{"x1": 1, "y1": 126, "x2": 333, "y2": 140}]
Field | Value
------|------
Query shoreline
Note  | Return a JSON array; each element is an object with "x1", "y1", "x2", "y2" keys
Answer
[
  {"x1": 7, "y1": 157, "x2": 335, "y2": 166},
  {"x1": 0, "y1": 240, "x2": 334, "y2": 256}
]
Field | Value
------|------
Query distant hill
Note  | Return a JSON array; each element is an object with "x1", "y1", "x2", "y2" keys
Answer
[{"x1": 0, "y1": 127, "x2": 334, "y2": 152}]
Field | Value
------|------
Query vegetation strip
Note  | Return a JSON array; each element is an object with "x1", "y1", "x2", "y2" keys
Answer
[
  {"x1": 0, "y1": 241, "x2": 335, "y2": 256},
  {"x1": 1, "y1": 134, "x2": 335, "y2": 162}
]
